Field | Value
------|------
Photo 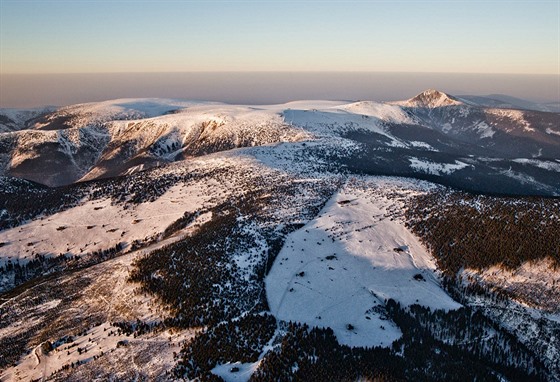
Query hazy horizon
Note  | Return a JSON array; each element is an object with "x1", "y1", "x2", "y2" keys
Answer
[
  {"x1": 1, "y1": 71, "x2": 558, "y2": 109},
  {"x1": 1, "y1": 1, "x2": 558, "y2": 109}
]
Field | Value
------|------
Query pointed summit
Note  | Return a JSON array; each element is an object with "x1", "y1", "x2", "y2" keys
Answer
[{"x1": 403, "y1": 89, "x2": 464, "y2": 108}]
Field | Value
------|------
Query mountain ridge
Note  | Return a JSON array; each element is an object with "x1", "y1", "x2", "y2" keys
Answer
[{"x1": 1, "y1": 90, "x2": 559, "y2": 196}]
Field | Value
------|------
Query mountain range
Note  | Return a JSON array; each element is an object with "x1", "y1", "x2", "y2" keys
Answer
[
  {"x1": 1, "y1": 90, "x2": 559, "y2": 195},
  {"x1": 0, "y1": 90, "x2": 559, "y2": 381}
]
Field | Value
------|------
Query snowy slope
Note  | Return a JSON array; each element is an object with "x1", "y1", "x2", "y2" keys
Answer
[
  {"x1": 79, "y1": 104, "x2": 311, "y2": 182},
  {"x1": 266, "y1": 178, "x2": 461, "y2": 348},
  {"x1": 30, "y1": 98, "x2": 202, "y2": 130},
  {"x1": 0, "y1": 181, "x2": 219, "y2": 271},
  {"x1": 1, "y1": 101, "x2": 313, "y2": 186},
  {"x1": 0, "y1": 238, "x2": 197, "y2": 382},
  {"x1": 0, "y1": 107, "x2": 56, "y2": 132}
]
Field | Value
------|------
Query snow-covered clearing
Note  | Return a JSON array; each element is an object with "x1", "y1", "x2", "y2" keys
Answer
[
  {"x1": 0, "y1": 180, "x2": 221, "y2": 268},
  {"x1": 409, "y1": 140, "x2": 438, "y2": 151},
  {"x1": 266, "y1": 178, "x2": 460, "y2": 348}
]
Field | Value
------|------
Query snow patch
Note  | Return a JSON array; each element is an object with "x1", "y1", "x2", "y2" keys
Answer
[
  {"x1": 408, "y1": 158, "x2": 471, "y2": 176},
  {"x1": 463, "y1": 257, "x2": 560, "y2": 311},
  {"x1": 512, "y1": 158, "x2": 560, "y2": 173},
  {"x1": 409, "y1": 141, "x2": 438, "y2": 151},
  {"x1": 473, "y1": 121, "x2": 495, "y2": 138},
  {"x1": 486, "y1": 109, "x2": 533, "y2": 132},
  {"x1": 211, "y1": 361, "x2": 261, "y2": 382},
  {"x1": 546, "y1": 128, "x2": 560, "y2": 136}
]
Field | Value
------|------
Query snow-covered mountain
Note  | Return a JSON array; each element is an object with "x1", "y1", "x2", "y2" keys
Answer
[
  {"x1": 393, "y1": 88, "x2": 465, "y2": 108},
  {"x1": 0, "y1": 99, "x2": 311, "y2": 186},
  {"x1": 390, "y1": 90, "x2": 559, "y2": 156},
  {"x1": 1, "y1": 91, "x2": 559, "y2": 381},
  {"x1": 1, "y1": 91, "x2": 559, "y2": 194}
]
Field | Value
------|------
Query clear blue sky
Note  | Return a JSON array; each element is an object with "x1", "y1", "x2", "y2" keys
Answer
[{"x1": 0, "y1": 0, "x2": 558, "y2": 74}]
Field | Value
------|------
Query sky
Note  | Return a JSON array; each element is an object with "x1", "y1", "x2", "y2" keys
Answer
[
  {"x1": 0, "y1": 0, "x2": 559, "y2": 106},
  {"x1": 1, "y1": 0, "x2": 558, "y2": 74}
]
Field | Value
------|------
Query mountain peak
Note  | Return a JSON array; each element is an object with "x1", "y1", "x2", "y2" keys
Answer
[{"x1": 404, "y1": 89, "x2": 464, "y2": 108}]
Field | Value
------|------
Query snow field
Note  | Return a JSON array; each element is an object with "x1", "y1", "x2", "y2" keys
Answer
[
  {"x1": 0, "y1": 181, "x2": 222, "y2": 268},
  {"x1": 266, "y1": 179, "x2": 461, "y2": 348}
]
